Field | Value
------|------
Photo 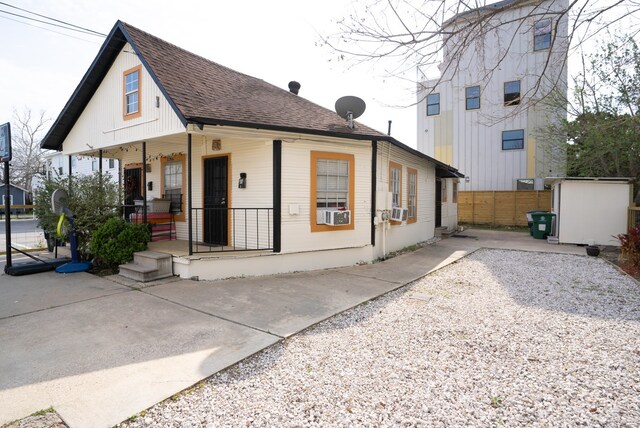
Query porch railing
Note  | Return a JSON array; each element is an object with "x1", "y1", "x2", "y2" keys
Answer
[{"x1": 190, "y1": 207, "x2": 273, "y2": 253}]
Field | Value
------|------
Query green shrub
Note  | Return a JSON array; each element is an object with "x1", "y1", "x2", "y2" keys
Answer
[
  {"x1": 34, "y1": 172, "x2": 121, "y2": 259},
  {"x1": 90, "y1": 217, "x2": 150, "y2": 268}
]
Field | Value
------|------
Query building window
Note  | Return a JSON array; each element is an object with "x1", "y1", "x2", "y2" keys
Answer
[
  {"x1": 389, "y1": 161, "x2": 402, "y2": 209},
  {"x1": 534, "y1": 18, "x2": 552, "y2": 51},
  {"x1": 426, "y1": 93, "x2": 440, "y2": 116},
  {"x1": 57, "y1": 166, "x2": 63, "y2": 176},
  {"x1": 407, "y1": 168, "x2": 418, "y2": 223},
  {"x1": 516, "y1": 179, "x2": 535, "y2": 190},
  {"x1": 452, "y1": 181, "x2": 458, "y2": 203},
  {"x1": 162, "y1": 154, "x2": 185, "y2": 221},
  {"x1": 502, "y1": 130, "x2": 525, "y2": 150},
  {"x1": 109, "y1": 158, "x2": 115, "y2": 169},
  {"x1": 2, "y1": 195, "x2": 13, "y2": 205},
  {"x1": 123, "y1": 65, "x2": 142, "y2": 119},
  {"x1": 504, "y1": 80, "x2": 521, "y2": 106},
  {"x1": 465, "y1": 86, "x2": 480, "y2": 110},
  {"x1": 92, "y1": 159, "x2": 98, "y2": 171},
  {"x1": 310, "y1": 151, "x2": 355, "y2": 232}
]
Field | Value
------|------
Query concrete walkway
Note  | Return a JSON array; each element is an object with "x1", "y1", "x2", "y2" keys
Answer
[{"x1": 0, "y1": 229, "x2": 586, "y2": 427}]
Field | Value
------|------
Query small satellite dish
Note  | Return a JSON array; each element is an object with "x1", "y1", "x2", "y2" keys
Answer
[
  {"x1": 335, "y1": 96, "x2": 366, "y2": 129},
  {"x1": 51, "y1": 189, "x2": 69, "y2": 216}
]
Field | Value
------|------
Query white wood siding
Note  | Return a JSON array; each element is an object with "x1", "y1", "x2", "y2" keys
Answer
[
  {"x1": 375, "y1": 142, "x2": 436, "y2": 257},
  {"x1": 281, "y1": 139, "x2": 372, "y2": 253},
  {"x1": 62, "y1": 43, "x2": 184, "y2": 155},
  {"x1": 417, "y1": 0, "x2": 568, "y2": 191}
]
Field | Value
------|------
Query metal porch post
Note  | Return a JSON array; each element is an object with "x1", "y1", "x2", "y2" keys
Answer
[
  {"x1": 187, "y1": 133, "x2": 193, "y2": 255},
  {"x1": 142, "y1": 141, "x2": 147, "y2": 225}
]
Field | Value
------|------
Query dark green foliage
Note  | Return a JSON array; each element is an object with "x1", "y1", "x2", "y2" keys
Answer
[
  {"x1": 90, "y1": 217, "x2": 150, "y2": 268},
  {"x1": 33, "y1": 172, "x2": 121, "y2": 259}
]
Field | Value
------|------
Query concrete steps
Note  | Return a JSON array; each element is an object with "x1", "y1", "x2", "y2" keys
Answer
[{"x1": 118, "y1": 251, "x2": 173, "y2": 283}]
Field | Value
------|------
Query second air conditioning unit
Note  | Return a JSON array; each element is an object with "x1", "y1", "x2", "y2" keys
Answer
[
  {"x1": 390, "y1": 207, "x2": 408, "y2": 222},
  {"x1": 324, "y1": 210, "x2": 351, "y2": 226}
]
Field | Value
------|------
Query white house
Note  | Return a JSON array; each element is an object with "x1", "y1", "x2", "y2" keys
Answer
[
  {"x1": 417, "y1": 0, "x2": 569, "y2": 191},
  {"x1": 41, "y1": 21, "x2": 462, "y2": 280},
  {"x1": 45, "y1": 152, "x2": 119, "y2": 181}
]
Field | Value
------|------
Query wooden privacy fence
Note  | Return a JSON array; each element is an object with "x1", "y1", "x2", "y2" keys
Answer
[{"x1": 458, "y1": 191, "x2": 552, "y2": 227}]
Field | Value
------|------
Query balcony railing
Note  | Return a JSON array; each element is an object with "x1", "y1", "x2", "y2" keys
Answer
[{"x1": 190, "y1": 207, "x2": 273, "y2": 253}]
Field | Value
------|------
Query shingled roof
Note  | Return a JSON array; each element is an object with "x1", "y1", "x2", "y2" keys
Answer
[{"x1": 41, "y1": 21, "x2": 463, "y2": 177}]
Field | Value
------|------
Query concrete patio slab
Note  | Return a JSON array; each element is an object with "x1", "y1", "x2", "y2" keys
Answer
[
  {"x1": 0, "y1": 290, "x2": 279, "y2": 428},
  {"x1": 0, "y1": 271, "x2": 128, "y2": 319},
  {"x1": 147, "y1": 269, "x2": 402, "y2": 338}
]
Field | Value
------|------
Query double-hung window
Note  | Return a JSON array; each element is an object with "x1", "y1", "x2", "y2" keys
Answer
[
  {"x1": 502, "y1": 130, "x2": 525, "y2": 150},
  {"x1": 426, "y1": 93, "x2": 440, "y2": 116},
  {"x1": 389, "y1": 162, "x2": 402, "y2": 210},
  {"x1": 407, "y1": 168, "x2": 417, "y2": 223},
  {"x1": 466, "y1": 86, "x2": 480, "y2": 110},
  {"x1": 123, "y1": 65, "x2": 141, "y2": 119},
  {"x1": 504, "y1": 80, "x2": 521, "y2": 106},
  {"x1": 162, "y1": 155, "x2": 185, "y2": 221},
  {"x1": 534, "y1": 18, "x2": 552, "y2": 51},
  {"x1": 311, "y1": 151, "x2": 354, "y2": 231}
]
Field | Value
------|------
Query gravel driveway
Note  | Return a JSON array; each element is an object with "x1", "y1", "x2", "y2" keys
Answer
[{"x1": 120, "y1": 249, "x2": 640, "y2": 427}]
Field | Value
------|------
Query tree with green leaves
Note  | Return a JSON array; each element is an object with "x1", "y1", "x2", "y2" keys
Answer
[{"x1": 562, "y1": 34, "x2": 640, "y2": 182}]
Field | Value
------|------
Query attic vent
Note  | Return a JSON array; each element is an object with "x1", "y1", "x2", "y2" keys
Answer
[{"x1": 288, "y1": 81, "x2": 301, "y2": 95}]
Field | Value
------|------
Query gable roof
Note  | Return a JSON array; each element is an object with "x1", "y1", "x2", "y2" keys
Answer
[{"x1": 40, "y1": 21, "x2": 463, "y2": 178}]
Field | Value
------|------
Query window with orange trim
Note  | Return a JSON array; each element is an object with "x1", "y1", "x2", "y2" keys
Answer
[
  {"x1": 389, "y1": 161, "x2": 402, "y2": 208},
  {"x1": 310, "y1": 151, "x2": 355, "y2": 232},
  {"x1": 123, "y1": 65, "x2": 141, "y2": 120},
  {"x1": 161, "y1": 154, "x2": 185, "y2": 221},
  {"x1": 407, "y1": 167, "x2": 417, "y2": 223}
]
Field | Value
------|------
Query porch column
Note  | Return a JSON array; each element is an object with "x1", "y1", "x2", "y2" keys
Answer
[
  {"x1": 187, "y1": 133, "x2": 193, "y2": 255},
  {"x1": 142, "y1": 141, "x2": 147, "y2": 224},
  {"x1": 371, "y1": 140, "x2": 377, "y2": 246},
  {"x1": 98, "y1": 149, "x2": 103, "y2": 173},
  {"x1": 68, "y1": 155, "x2": 73, "y2": 188},
  {"x1": 273, "y1": 140, "x2": 282, "y2": 253}
]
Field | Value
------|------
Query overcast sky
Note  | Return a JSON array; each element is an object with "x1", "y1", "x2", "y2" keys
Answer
[{"x1": 0, "y1": 0, "x2": 419, "y2": 148}]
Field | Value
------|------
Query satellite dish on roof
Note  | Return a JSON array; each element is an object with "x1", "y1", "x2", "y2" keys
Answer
[{"x1": 335, "y1": 96, "x2": 366, "y2": 129}]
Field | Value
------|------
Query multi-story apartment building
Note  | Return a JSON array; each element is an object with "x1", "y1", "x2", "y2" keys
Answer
[{"x1": 417, "y1": 0, "x2": 569, "y2": 191}]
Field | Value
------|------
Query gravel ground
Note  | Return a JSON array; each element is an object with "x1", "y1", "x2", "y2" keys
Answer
[{"x1": 120, "y1": 249, "x2": 640, "y2": 427}]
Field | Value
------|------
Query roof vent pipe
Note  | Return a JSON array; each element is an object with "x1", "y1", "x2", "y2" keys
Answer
[{"x1": 288, "y1": 81, "x2": 301, "y2": 95}]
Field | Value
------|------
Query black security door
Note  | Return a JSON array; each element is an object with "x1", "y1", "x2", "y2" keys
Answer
[
  {"x1": 203, "y1": 156, "x2": 228, "y2": 246},
  {"x1": 124, "y1": 167, "x2": 142, "y2": 219},
  {"x1": 435, "y1": 178, "x2": 442, "y2": 228}
]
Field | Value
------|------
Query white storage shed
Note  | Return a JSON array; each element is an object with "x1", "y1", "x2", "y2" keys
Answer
[{"x1": 547, "y1": 178, "x2": 634, "y2": 246}]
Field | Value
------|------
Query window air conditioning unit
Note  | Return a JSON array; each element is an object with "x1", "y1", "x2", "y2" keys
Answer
[
  {"x1": 391, "y1": 207, "x2": 408, "y2": 222},
  {"x1": 324, "y1": 209, "x2": 351, "y2": 226}
]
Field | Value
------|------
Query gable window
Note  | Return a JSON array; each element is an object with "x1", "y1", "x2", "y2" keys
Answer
[
  {"x1": 465, "y1": 86, "x2": 480, "y2": 110},
  {"x1": 123, "y1": 65, "x2": 142, "y2": 119},
  {"x1": 389, "y1": 161, "x2": 402, "y2": 209},
  {"x1": 161, "y1": 154, "x2": 185, "y2": 221},
  {"x1": 534, "y1": 18, "x2": 552, "y2": 51},
  {"x1": 504, "y1": 80, "x2": 521, "y2": 106},
  {"x1": 407, "y1": 167, "x2": 417, "y2": 223},
  {"x1": 426, "y1": 93, "x2": 440, "y2": 116},
  {"x1": 502, "y1": 129, "x2": 525, "y2": 150},
  {"x1": 310, "y1": 151, "x2": 355, "y2": 232}
]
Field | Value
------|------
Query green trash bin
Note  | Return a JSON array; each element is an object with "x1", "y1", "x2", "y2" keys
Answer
[
  {"x1": 531, "y1": 212, "x2": 556, "y2": 239},
  {"x1": 526, "y1": 210, "x2": 545, "y2": 236}
]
